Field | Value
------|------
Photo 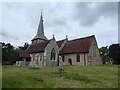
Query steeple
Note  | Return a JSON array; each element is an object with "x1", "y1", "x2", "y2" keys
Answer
[{"x1": 32, "y1": 11, "x2": 48, "y2": 41}]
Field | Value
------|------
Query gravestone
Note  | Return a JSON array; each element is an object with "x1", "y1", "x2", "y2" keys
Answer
[{"x1": 58, "y1": 68, "x2": 64, "y2": 73}]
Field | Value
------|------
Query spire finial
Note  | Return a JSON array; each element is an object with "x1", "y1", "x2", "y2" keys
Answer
[
  {"x1": 41, "y1": 9, "x2": 42, "y2": 15},
  {"x1": 40, "y1": 9, "x2": 43, "y2": 21}
]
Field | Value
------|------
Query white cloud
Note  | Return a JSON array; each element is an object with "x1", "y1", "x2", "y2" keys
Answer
[{"x1": 1, "y1": 2, "x2": 118, "y2": 47}]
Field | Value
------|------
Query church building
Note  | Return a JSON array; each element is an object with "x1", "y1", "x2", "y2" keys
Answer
[{"x1": 17, "y1": 12, "x2": 102, "y2": 67}]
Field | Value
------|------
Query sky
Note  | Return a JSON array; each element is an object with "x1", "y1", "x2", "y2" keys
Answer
[{"x1": 0, "y1": 2, "x2": 118, "y2": 48}]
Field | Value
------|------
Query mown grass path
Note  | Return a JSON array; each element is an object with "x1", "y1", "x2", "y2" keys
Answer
[{"x1": 2, "y1": 65, "x2": 118, "y2": 88}]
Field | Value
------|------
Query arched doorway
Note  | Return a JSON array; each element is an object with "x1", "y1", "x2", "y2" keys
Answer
[{"x1": 68, "y1": 59, "x2": 72, "y2": 65}]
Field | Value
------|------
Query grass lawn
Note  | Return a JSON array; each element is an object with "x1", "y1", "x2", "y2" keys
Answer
[{"x1": 2, "y1": 65, "x2": 118, "y2": 88}]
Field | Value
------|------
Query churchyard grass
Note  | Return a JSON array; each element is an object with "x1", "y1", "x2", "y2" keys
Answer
[{"x1": 2, "y1": 65, "x2": 118, "y2": 88}]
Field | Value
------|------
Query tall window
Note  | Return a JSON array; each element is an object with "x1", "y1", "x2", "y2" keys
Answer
[
  {"x1": 76, "y1": 53, "x2": 80, "y2": 62},
  {"x1": 50, "y1": 48, "x2": 56, "y2": 60}
]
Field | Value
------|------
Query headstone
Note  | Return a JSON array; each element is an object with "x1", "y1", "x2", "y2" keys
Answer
[
  {"x1": 16, "y1": 61, "x2": 19, "y2": 66},
  {"x1": 58, "y1": 68, "x2": 64, "y2": 73}
]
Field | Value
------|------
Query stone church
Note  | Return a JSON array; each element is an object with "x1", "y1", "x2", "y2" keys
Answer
[{"x1": 16, "y1": 12, "x2": 102, "y2": 67}]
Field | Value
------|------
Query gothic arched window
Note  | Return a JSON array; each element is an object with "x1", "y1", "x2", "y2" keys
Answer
[{"x1": 50, "y1": 48, "x2": 56, "y2": 60}]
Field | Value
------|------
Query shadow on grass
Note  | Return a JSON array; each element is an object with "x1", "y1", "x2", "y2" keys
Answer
[{"x1": 29, "y1": 67, "x2": 40, "y2": 70}]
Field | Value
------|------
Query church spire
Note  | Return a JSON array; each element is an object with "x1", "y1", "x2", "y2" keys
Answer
[{"x1": 32, "y1": 10, "x2": 48, "y2": 41}]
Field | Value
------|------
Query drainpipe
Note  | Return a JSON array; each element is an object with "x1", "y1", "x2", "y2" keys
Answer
[
  {"x1": 58, "y1": 53, "x2": 59, "y2": 66},
  {"x1": 43, "y1": 53, "x2": 44, "y2": 67},
  {"x1": 84, "y1": 53, "x2": 86, "y2": 66}
]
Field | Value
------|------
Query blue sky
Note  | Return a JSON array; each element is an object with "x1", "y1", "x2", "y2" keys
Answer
[{"x1": 1, "y1": 2, "x2": 118, "y2": 47}]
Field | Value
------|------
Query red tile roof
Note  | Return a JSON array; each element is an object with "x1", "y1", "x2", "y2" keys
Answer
[
  {"x1": 19, "y1": 50, "x2": 30, "y2": 58},
  {"x1": 25, "y1": 35, "x2": 95, "y2": 54},
  {"x1": 60, "y1": 35, "x2": 95, "y2": 54},
  {"x1": 26, "y1": 40, "x2": 50, "y2": 53},
  {"x1": 56, "y1": 39, "x2": 65, "y2": 48}
]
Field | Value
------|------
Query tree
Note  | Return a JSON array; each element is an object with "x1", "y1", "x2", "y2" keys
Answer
[
  {"x1": 99, "y1": 46, "x2": 113, "y2": 64},
  {"x1": 2, "y1": 43, "x2": 18, "y2": 64},
  {"x1": 2, "y1": 42, "x2": 30, "y2": 65},
  {"x1": 18, "y1": 43, "x2": 29, "y2": 50},
  {"x1": 109, "y1": 44, "x2": 120, "y2": 64}
]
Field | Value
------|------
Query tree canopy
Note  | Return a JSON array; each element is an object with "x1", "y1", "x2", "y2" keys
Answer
[
  {"x1": 108, "y1": 44, "x2": 120, "y2": 64},
  {"x1": 18, "y1": 43, "x2": 29, "y2": 50},
  {"x1": 2, "y1": 42, "x2": 29, "y2": 65},
  {"x1": 2, "y1": 43, "x2": 18, "y2": 64},
  {"x1": 99, "y1": 46, "x2": 113, "y2": 64}
]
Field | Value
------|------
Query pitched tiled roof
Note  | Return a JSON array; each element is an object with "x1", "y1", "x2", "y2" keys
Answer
[
  {"x1": 60, "y1": 35, "x2": 95, "y2": 54},
  {"x1": 26, "y1": 40, "x2": 50, "y2": 53},
  {"x1": 19, "y1": 50, "x2": 30, "y2": 58},
  {"x1": 56, "y1": 39, "x2": 65, "y2": 48}
]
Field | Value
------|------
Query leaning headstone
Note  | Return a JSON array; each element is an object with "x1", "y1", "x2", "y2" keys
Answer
[{"x1": 58, "y1": 68, "x2": 64, "y2": 73}]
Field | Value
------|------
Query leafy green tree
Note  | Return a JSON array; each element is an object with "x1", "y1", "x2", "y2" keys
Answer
[
  {"x1": 99, "y1": 46, "x2": 113, "y2": 64},
  {"x1": 109, "y1": 44, "x2": 120, "y2": 64},
  {"x1": 2, "y1": 43, "x2": 18, "y2": 64},
  {"x1": 2, "y1": 42, "x2": 30, "y2": 65},
  {"x1": 18, "y1": 43, "x2": 29, "y2": 50}
]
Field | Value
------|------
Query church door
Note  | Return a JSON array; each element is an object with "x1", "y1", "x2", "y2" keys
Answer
[{"x1": 68, "y1": 59, "x2": 72, "y2": 65}]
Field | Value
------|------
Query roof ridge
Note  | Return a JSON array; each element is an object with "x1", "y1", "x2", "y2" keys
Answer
[
  {"x1": 68, "y1": 35, "x2": 95, "y2": 42},
  {"x1": 57, "y1": 39, "x2": 66, "y2": 42}
]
